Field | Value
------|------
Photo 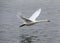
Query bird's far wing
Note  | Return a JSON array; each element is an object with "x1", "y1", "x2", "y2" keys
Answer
[
  {"x1": 29, "y1": 8, "x2": 41, "y2": 21},
  {"x1": 18, "y1": 15, "x2": 32, "y2": 23}
]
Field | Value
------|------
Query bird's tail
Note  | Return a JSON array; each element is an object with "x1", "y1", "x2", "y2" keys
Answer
[{"x1": 19, "y1": 24, "x2": 25, "y2": 27}]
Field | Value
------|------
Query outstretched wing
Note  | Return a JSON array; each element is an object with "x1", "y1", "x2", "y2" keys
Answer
[
  {"x1": 29, "y1": 8, "x2": 41, "y2": 21},
  {"x1": 18, "y1": 15, "x2": 32, "y2": 23}
]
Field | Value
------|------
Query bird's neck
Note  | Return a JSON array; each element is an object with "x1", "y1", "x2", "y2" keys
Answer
[{"x1": 38, "y1": 19, "x2": 49, "y2": 22}]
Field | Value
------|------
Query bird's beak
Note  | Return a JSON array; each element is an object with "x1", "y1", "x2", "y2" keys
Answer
[
  {"x1": 47, "y1": 20, "x2": 50, "y2": 22},
  {"x1": 44, "y1": 19, "x2": 50, "y2": 22}
]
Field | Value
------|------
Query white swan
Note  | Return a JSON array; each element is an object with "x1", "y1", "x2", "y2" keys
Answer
[{"x1": 18, "y1": 8, "x2": 50, "y2": 27}]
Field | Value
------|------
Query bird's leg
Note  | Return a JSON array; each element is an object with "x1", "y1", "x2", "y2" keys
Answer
[{"x1": 19, "y1": 24, "x2": 25, "y2": 27}]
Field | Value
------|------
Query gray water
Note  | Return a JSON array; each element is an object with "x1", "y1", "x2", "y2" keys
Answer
[{"x1": 0, "y1": 0, "x2": 60, "y2": 43}]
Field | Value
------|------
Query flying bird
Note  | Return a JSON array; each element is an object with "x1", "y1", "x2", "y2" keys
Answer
[{"x1": 18, "y1": 8, "x2": 50, "y2": 27}]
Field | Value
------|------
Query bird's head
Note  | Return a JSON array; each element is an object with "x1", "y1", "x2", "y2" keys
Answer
[
  {"x1": 45, "y1": 19, "x2": 50, "y2": 22},
  {"x1": 38, "y1": 19, "x2": 50, "y2": 22}
]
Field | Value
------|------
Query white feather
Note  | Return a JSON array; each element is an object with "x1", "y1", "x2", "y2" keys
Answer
[
  {"x1": 29, "y1": 8, "x2": 41, "y2": 21},
  {"x1": 17, "y1": 8, "x2": 50, "y2": 27}
]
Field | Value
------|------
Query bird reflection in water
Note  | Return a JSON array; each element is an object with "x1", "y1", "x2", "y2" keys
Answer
[{"x1": 19, "y1": 34, "x2": 38, "y2": 43}]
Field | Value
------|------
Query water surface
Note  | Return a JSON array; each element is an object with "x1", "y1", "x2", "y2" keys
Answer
[{"x1": 0, "y1": 0, "x2": 60, "y2": 43}]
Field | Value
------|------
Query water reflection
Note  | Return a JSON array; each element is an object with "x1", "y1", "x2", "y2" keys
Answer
[{"x1": 19, "y1": 34, "x2": 39, "y2": 43}]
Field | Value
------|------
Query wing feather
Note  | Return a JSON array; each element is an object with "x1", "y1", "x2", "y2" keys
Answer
[
  {"x1": 29, "y1": 8, "x2": 41, "y2": 21},
  {"x1": 19, "y1": 16, "x2": 32, "y2": 23}
]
